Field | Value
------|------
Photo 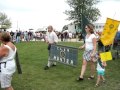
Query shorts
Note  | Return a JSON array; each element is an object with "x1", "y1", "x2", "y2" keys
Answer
[
  {"x1": 97, "y1": 70, "x2": 105, "y2": 76},
  {"x1": 0, "y1": 60, "x2": 16, "y2": 88}
]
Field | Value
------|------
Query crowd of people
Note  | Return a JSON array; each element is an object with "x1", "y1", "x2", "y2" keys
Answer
[
  {"x1": 9, "y1": 30, "x2": 45, "y2": 43},
  {"x1": 0, "y1": 23, "x2": 109, "y2": 90},
  {"x1": 7, "y1": 29, "x2": 84, "y2": 43}
]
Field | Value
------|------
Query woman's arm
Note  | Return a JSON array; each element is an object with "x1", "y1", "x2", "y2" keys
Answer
[
  {"x1": 79, "y1": 44, "x2": 85, "y2": 49},
  {"x1": 0, "y1": 46, "x2": 9, "y2": 58},
  {"x1": 91, "y1": 37, "x2": 97, "y2": 56}
]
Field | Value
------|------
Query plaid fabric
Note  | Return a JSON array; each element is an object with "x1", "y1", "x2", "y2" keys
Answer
[
  {"x1": 83, "y1": 50, "x2": 93, "y2": 61},
  {"x1": 83, "y1": 50, "x2": 98, "y2": 62}
]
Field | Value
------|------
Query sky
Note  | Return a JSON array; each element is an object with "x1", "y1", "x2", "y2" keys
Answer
[
  {"x1": 0, "y1": 0, "x2": 120, "y2": 31},
  {"x1": 97, "y1": 0, "x2": 120, "y2": 23}
]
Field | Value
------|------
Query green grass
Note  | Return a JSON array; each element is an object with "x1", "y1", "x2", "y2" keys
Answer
[{"x1": 4, "y1": 41, "x2": 120, "y2": 90}]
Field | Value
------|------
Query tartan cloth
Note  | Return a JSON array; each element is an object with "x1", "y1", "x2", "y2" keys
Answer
[{"x1": 83, "y1": 50, "x2": 98, "y2": 62}]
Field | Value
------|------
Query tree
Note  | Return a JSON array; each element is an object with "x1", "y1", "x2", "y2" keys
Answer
[
  {"x1": 65, "y1": 0, "x2": 101, "y2": 22},
  {"x1": 62, "y1": 25, "x2": 68, "y2": 32},
  {"x1": 0, "y1": 12, "x2": 11, "y2": 31}
]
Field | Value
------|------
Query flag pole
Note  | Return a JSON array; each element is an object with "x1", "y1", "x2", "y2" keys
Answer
[
  {"x1": 110, "y1": 12, "x2": 119, "y2": 60},
  {"x1": 81, "y1": 0, "x2": 85, "y2": 43},
  {"x1": 110, "y1": 12, "x2": 117, "y2": 53}
]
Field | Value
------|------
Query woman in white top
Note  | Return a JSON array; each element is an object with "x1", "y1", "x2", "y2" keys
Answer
[
  {"x1": 77, "y1": 24, "x2": 97, "y2": 81},
  {"x1": 0, "y1": 32, "x2": 16, "y2": 90}
]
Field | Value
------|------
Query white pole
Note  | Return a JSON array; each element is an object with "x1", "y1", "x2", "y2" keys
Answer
[{"x1": 17, "y1": 21, "x2": 18, "y2": 30}]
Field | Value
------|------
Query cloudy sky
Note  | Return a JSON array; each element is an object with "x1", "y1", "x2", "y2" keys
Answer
[
  {"x1": 97, "y1": 0, "x2": 120, "y2": 23},
  {"x1": 0, "y1": 0, "x2": 120, "y2": 31}
]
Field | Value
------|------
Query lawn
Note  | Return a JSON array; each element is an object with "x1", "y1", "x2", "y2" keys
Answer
[{"x1": 4, "y1": 41, "x2": 120, "y2": 90}]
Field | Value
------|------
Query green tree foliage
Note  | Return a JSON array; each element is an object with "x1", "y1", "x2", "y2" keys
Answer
[
  {"x1": 65, "y1": 0, "x2": 101, "y2": 22},
  {"x1": 62, "y1": 25, "x2": 68, "y2": 31},
  {"x1": 0, "y1": 12, "x2": 11, "y2": 30}
]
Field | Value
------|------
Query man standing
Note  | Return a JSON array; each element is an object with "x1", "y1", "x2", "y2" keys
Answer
[{"x1": 44, "y1": 25, "x2": 58, "y2": 70}]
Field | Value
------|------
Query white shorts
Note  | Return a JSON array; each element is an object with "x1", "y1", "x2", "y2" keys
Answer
[{"x1": 0, "y1": 60, "x2": 16, "y2": 88}]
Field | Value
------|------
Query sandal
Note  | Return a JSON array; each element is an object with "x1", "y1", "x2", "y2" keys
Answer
[
  {"x1": 95, "y1": 84, "x2": 99, "y2": 87},
  {"x1": 76, "y1": 77, "x2": 84, "y2": 81},
  {"x1": 88, "y1": 76, "x2": 94, "y2": 80}
]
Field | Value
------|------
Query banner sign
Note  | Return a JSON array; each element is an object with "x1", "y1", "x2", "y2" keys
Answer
[
  {"x1": 100, "y1": 51, "x2": 112, "y2": 62},
  {"x1": 50, "y1": 44, "x2": 78, "y2": 67},
  {"x1": 100, "y1": 18, "x2": 120, "y2": 46}
]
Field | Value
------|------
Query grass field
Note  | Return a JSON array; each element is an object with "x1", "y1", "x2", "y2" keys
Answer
[{"x1": 3, "y1": 41, "x2": 120, "y2": 90}]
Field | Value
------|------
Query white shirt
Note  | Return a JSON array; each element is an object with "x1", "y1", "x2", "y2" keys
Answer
[
  {"x1": 85, "y1": 34, "x2": 96, "y2": 51},
  {"x1": 69, "y1": 33, "x2": 72, "y2": 38},
  {"x1": 0, "y1": 45, "x2": 16, "y2": 63},
  {"x1": 97, "y1": 61, "x2": 105, "y2": 71},
  {"x1": 46, "y1": 31, "x2": 58, "y2": 44}
]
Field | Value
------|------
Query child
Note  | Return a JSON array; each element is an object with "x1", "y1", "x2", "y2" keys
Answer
[{"x1": 95, "y1": 53, "x2": 107, "y2": 87}]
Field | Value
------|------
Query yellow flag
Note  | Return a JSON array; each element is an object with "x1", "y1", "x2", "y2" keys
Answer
[
  {"x1": 100, "y1": 51, "x2": 112, "y2": 62},
  {"x1": 100, "y1": 18, "x2": 120, "y2": 46}
]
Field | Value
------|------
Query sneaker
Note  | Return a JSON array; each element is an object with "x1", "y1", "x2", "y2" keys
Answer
[{"x1": 44, "y1": 66, "x2": 49, "y2": 70}]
